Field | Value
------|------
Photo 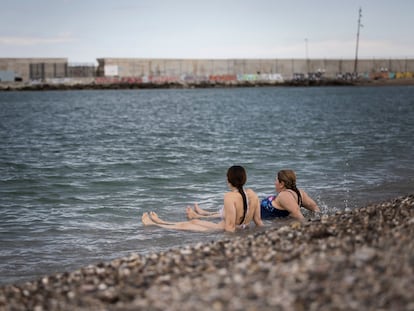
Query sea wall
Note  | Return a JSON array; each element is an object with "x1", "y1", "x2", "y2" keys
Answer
[
  {"x1": 97, "y1": 58, "x2": 414, "y2": 82},
  {"x1": 1, "y1": 57, "x2": 414, "y2": 85}
]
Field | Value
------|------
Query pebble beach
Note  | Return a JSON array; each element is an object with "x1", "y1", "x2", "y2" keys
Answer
[{"x1": 1, "y1": 194, "x2": 413, "y2": 311}]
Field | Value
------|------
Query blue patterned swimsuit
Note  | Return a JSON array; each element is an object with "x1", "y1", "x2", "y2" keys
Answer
[{"x1": 260, "y1": 195, "x2": 290, "y2": 219}]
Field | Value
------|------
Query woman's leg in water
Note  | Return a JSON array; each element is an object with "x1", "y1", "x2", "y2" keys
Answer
[
  {"x1": 142, "y1": 212, "x2": 224, "y2": 232},
  {"x1": 186, "y1": 203, "x2": 222, "y2": 219}
]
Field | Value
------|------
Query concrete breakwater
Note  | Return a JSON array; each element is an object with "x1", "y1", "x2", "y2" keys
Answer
[
  {"x1": 2, "y1": 76, "x2": 414, "y2": 91},
  {"x1": 0, "y1": 77, "x2": 356, "y2": 91},
  {"x1": 1, "y1": 194, "x2": 413, "y2": 310}
]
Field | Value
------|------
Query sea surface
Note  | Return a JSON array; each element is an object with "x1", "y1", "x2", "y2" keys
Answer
[{"x1": 1, "y1": 86, "x2": 413, "y2": 285}]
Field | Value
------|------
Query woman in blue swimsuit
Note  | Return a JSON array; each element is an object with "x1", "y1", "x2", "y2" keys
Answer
[{"x1": 260, "y1": 169, "x2": 320, "y2": 221}]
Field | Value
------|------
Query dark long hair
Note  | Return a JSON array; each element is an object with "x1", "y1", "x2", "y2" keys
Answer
[
  {"x1": 277, "y1": 170, "x2": 302, "y2": 206},
  {"x1": 227, "y1": 165, "x2": 248, "y2": 224}
]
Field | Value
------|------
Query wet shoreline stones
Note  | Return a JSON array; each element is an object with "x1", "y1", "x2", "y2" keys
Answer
[
  {"x1": 2, "y1": 78, "x2": 414, "y2": 92},
  {"x1": 1, "y1": 194, "x2": 413, "y2": 310}
]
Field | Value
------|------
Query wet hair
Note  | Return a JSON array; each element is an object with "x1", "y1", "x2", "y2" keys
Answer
[
  {"x1": 277, "y1": 170, "x2": 302, "y2": 206},
  {"x1": 227, "y1": 165, "x2": 248, "y2": 224}
]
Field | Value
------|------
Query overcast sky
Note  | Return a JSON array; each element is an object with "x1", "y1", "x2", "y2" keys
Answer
[{"x1": 1, "y1": 0, "x2": 413, "y2": 64}]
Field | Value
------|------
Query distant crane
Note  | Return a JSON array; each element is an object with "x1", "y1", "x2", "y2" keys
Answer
[{"x1": 354, "y1": 7, "x2": 363, "y2": 75}]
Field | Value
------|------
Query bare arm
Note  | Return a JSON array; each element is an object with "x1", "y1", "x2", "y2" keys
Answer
[
  {"x1": 248, "y1": 190, "x2": 264, "y2": 227},
  {"x1": 300, "y1": 190, "x2": 320, "y2": 212},
  {"x1": 253, "y1": 200, "x2": 264, "y2": 227}
]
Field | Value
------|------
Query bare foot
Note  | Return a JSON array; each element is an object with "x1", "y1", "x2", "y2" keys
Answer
[
  {"x1": 149, "y1": 211, "x2": 172, "y2": 225},
  {"x1": 193, "y1": 203, "x2": 205, "y2": 215},
  {"x1": 192, "y1": 203, "x2": 220, "y2": 218},
  {"x1": 142, "y1": 212, "x2": 155, "y2": 226},
  {"x1": 186, "y1": 206, "x2": 200, "y2": 220}
]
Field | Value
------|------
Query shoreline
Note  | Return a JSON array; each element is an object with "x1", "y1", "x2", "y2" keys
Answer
[
  {"x1": 1, "y1": 78, "x2": 414, "y2": 91},
  {"x1": 1, "y1": 194, "x2": 413, "y2": 310}
]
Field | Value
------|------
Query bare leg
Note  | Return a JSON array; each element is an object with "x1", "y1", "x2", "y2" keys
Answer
[
  {"x1": 151, "y1": 211, "x2": 220, "y2": 227},
  {"x1": 141, "y1": 212, "x2": 224, "y2": 232},
  {"x1": 149, "y1": 211, "x2": 176, "y2": 225},
  {"x1": 186, "y1": 206, "x2": 205, "y2": 219},
  {"x1": 142, "y1": 212, "x2": 176, "y2": 226},
  {"x1": 194, "y1": 203, "x2": 218, "y2": 216},
  {"x1": 186, "y1": 204, "x2": 221, "y2": 220}
]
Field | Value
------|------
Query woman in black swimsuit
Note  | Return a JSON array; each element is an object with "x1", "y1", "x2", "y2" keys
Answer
[{"x1": 141, "y1": 166, "x2": 264, "y2": 232}]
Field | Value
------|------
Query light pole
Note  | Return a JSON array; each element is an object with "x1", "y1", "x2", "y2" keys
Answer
[
  {"x1": 305, "y1": 38, "x2": 309, "y2": 59},
  {"x1": 305, "y1": 38, "x2": 309, "y2": 73},
  {"x1": 354, "y1": 7, "x2": 363, "y2": 75}
]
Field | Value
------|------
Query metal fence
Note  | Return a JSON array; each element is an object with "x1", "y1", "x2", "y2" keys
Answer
[
  {"x1": 29, "y1": 63, "x2": 68, "y2": 80},
  {"x1": 68, "y1": 63, "x2": 97, "y2": 78}
]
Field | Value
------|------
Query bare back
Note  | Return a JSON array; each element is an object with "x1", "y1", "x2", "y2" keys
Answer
[{"x1": 223, "y1": 188, "x2": 263, "y2": 231}]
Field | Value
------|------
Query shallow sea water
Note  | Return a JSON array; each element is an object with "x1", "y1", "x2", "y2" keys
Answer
[{"x1": 0, "y1": 86, "x2": 413, "y2": 285}]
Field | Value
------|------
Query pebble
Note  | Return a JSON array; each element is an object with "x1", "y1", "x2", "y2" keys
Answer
[
  {"x1": 354, "y1": 246, "x2": 376, "y2": 262},
  {"x1": 0, "y1": 194, "x2": 413, "y2": 311}
]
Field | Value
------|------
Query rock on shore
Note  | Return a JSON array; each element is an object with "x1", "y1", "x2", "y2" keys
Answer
[
  {"x1": 2, "y1": 78, "x2": 414, "y2": 92},
  {"x1": 1, "y1": 195, "x2": 413, "y2": 311}
]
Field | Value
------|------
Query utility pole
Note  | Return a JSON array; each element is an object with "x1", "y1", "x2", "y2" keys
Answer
[
  {"x1": 354, "y1": 7, "x2": 363, "y2": 75},
  {"x1": 305, "y1": 38, "x2": 309, "y2": 74}
]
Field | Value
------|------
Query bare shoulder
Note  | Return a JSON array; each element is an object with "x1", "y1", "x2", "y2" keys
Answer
[
  {"x1": 224, "y1": 191, "x2": 241, "y2": 202},
  {"x1": 245, "y1": 188, "x2": 257, "y2": 196},
  {"x1": 276, "y1": 190, "x2": 297, "y2": 205},
  {"x1": 277, "y1": 190, "x2": 292, "y2": 199},
  {"x1": 224, "y1": 191, "x2": 236, "y2": 199}
]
